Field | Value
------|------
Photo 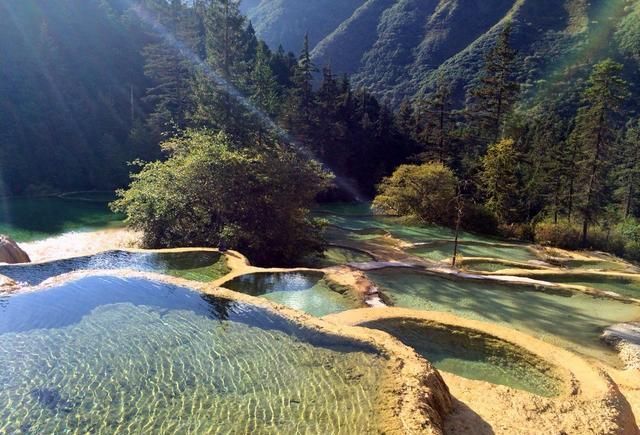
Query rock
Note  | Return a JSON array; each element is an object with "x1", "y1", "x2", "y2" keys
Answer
[
  {"x1": 602, "y1": 323, "x2": 640, "y2": 369},
  {"x1": 0, "y1": 274, "x2": 16, "y2": 289},
  {"x1": 0, "y1": 235, "x2": 30, "y2": 264}
]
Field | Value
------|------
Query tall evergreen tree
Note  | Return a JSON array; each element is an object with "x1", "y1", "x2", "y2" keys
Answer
[
  {"x1": 415, "y1": 80, "x2": 454, "y2": 163},
  {"x1": 569, "y1": 59, "x2": 629, "y2": 245},
  {"x1": 142, "y1": 0, "x2": 199, "y2": 136},
  {"x1": 617, "y1": 120, "x2": 640, "y2": 218},
  {"x1": 315, "y1": 65, "x2": 344, "y2": 161},
  {"x1": 248, "y1": 42, "x2": 280, "y2": 145},
  {"x1": 466, "y1": 23, "x2": 519, "y2": 148},
  {"x1": 191, "y1": 0, "x2": 250, "y2": 141},
  {"x1": 283, "y1": 34, "x2": 317, "y2": 147},
  {"x1": 481, "y1": 138, "x2": 523, "y2": 224}
]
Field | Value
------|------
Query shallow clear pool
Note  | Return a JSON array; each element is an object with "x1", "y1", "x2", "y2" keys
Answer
[
  {"x1": 222, "y1": 272, "x2": 363, "y2": 316},
  {"x1": 317, "y1": 203, "x2": 498, "y2": 244},
  {"x1": 409, "y1": 241, "x2": 538, "y2": 263},
  {"x1": 0, "y1": 194, "x2": 122, "y2": 242},
  {"x1": 0, "y1": 276, "x2": 385, "y2": 434},
  {"x1": 360, "y1": 318, "x2": 560, "y2": 397},
  {"x1": 537, "y1": 274, "x2": 640, "y2": 299},
  {"x1": 303, "y1": 246, "x2": 375, "y2": 268},
  {"x1": 367, "y1": 269, "x2": 640, "y2": 366},
  {"x1": 0, "y1": 250, "x2": 229, "y2": 286}
]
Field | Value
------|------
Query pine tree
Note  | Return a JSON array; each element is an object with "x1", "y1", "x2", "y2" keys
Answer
[
  {"x1": 481, "y1": 138, "x2": 523, "y2": 224},
  {"x1": 415, "y1": 80, "x2": 454, "y2": 163},
  {"x1": 191, "y1": 0, "x2": 250, "y2": 141},
  {"x1": 569, "y1": 59, "x2": 629, "y2": 245},
  {"x1": 142, "y1": 0, "x2": 199, "y2": 136},
  {"x1": 617, "y1": 120, "x2": 640, "y2": 218},
  {"x1": 316, "y1": 65, "x2": 343, "y2": 161},
  {"x1": 249, "y1": 42, "x2": 281, "y2": 145},
  {"x1": 283, "y1": 34, "x2": 317, "y2": 147},
  {"x1": 466, "y1": 23, "x2": 519, "y2": 148}
]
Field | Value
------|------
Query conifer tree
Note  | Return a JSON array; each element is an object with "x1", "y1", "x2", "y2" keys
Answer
[
  {"x1": 415, "y1": 80, "x2": 454, "y2": 163},
  {"x1": 617, "y1": 120, "x2": 640, "y2": 218},
  {"x1": 466, "y1": 23, "x2": 519, "y2": 148},
  {"x1": 191, "y1": 0, "x2": 250, "y2": 141},
  {"x1": 569, "y1": 59, "x2": 629, "y2": 245},
  {"x1": 283, "y1": 34, "x2": 317, "y2": 146},
  {"x1": 142, "y1": 0, "x2": 198, "y2": 136},
  {"x1": 481, "y1": 138, "x2": 523, "y2": 224},
  {"x1": 316, "y1": 66, "x2": 343, "y2": 161},
  {"x1": 249, "y1": 42, "x2": 280, "y2": 145}
]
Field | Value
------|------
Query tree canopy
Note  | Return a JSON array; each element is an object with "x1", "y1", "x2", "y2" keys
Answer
[{"x1": 112, "y1": 129, "x2": 333, "y2": 265}]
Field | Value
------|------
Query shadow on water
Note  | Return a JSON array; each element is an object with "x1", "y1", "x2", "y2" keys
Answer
[
  {"x1": 360, "y1": 317, "x2": 560, "y2": 397},
  {"x1": 367, "y1": 269, "x2": 640, "y2": 363}
]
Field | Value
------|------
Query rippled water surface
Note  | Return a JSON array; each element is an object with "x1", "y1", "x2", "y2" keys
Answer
[
  {"x1": 361, "y1": 318, "x2": 560, "y2": 397},
  {"x1": 0, "y1": 276, "x2": 386, "y2": 434},
  {"x1": 0, "y1": 250, "x2": 229, "y2": 285},
  {"x1": 223, "y1": 272, "x2": 363, "y2": 316},
  {"x1": 367, "y1": 269, "x2": 640, "y2": 366}
]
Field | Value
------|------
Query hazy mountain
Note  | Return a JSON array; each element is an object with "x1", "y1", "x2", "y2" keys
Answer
[{"x1": 245, "y1": 0, "x2": 639, "y2": 104}]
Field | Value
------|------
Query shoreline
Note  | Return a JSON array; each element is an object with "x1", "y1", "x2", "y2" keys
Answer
[{"x1": 19, "y1": 227, "x2": 140, "y2": 263}]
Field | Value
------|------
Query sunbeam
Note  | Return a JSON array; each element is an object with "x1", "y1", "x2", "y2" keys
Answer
[{"x1": 130, "y1": 2, "x2": 365, "y2": 201}]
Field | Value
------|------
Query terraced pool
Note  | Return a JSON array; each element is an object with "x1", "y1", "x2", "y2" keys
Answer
[
  {"x1": 222, "y1": 272, "x2": 363, "y2": 316},
  {"x1": 304, "y1": 246, "x2": 375, "y2": 268},
  {"x1": 0, "y1": 276, "x2": 386, "y2": 434},
  {"x1": 367, "y1": 268, "x2": 640, "y2": 366},
  {"x1": 360, "y1": 318, "x2": 561, "y2": 397},
  {"x1": 409, "y1": 241, "x2": 538, "y2": 263},
  {"x1": 0, "y1": 250, "x2": 229, "y2": 286},
  {"x1": 535, "y1": 274, "x2": 640, "y2": 299}
]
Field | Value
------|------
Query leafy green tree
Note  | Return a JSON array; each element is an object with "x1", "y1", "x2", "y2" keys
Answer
[
  {"x1": 373, "y1": 162, "x2": 458, "y2": 225},
  {"x1": 569, "y1": 59, "x2": 629, "y2": 245},
  {"x1": 481, "y1": 138, "x2": 523, "y2": 224},
  {"x1": 112, "y1": 129, "x2": 333, "y2": 265}
]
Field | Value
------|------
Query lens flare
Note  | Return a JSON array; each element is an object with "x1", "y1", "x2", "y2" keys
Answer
[{"x1": 130, "y1": 4, "x2": 364, "y2": 201}]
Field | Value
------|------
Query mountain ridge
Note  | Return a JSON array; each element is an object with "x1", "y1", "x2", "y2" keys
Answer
[{"x1": 244, "y1": 0, "x2": 638, "y2": 105}]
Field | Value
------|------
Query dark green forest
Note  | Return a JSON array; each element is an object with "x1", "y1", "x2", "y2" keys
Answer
[{"x1": 3, "y1": 0, "x2": 640, "y2": 262}]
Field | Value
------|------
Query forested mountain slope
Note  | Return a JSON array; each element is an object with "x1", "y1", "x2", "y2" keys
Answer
[
  {"x1": 0, "y1": 0, "x2": 151, "y2": 195},
  {"x1": 246, "y1": 0, "x2": 639, "y2": 104}
]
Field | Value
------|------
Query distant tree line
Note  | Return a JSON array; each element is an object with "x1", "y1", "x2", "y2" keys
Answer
[
  {"x1": 379, "y1": 24, "x2": 640, "y2": 260},
  {"x1": 113, "y1": 0, "x2": 419, "y2": 264},
  {"x1": 3, "y1": 1, "x2": 640, "y2": 261}
]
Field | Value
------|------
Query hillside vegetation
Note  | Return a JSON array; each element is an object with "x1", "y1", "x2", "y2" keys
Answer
[{"x1": 246, "y1": 0, "x2": 637, "y2": 104}]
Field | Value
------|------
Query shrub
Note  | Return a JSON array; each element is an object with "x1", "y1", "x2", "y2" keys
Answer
[
  {"x1": 373, "y1": 162, "x2": 457, "y2": 226},
  {"x1": 461, "y1": 203, "x2": 500, "y2": 235},
  {"x1": 534, "y1": 222, "x2": 582, "y2": 249},
  {"x1": 112, "y1": 129, "x2": 333, "y2": 266}
]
